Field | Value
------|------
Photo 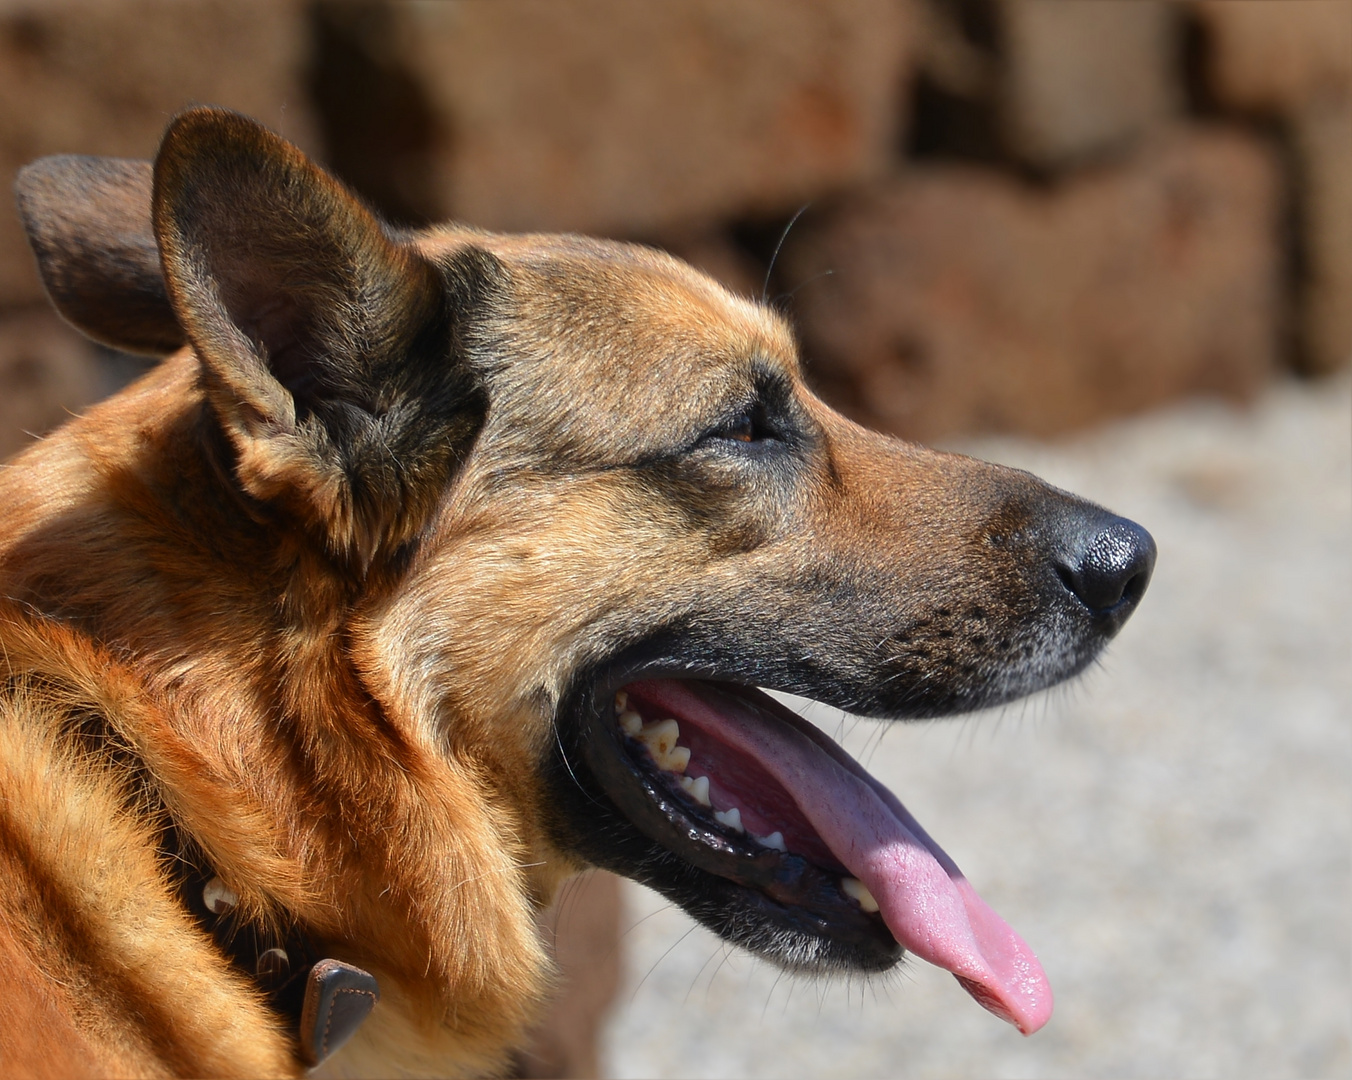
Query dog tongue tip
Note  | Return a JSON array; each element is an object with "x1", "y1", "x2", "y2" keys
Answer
[
  {"x1": 836, "y1": 807, "x2": 1052, "y2": 1034},
  {"x1": 955, "y1": 975, "x2": 1051, "y2": 1035},
  {"x1": 948, "y1": 880, "x2": 1054, "y2": 1034},
  {"x1": 864, "y1": 861, "x2": 1054, "y2": 1035}
]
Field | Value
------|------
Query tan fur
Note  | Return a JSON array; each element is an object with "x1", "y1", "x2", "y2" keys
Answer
[
  {"x1": 0, "y1": 348, "x2": 558, "y2": 1075},
  {"x1": 0, "y1": 678, "x2": 293, "y2": 1078},
  {"x1": 2, "y1": 108, "x2": 1146, "y2": 1076}
]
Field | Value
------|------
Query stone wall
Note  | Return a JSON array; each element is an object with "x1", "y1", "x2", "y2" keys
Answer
[
  {"x1": 2, "y1": 0, "x2": 1347, "y2": 446},
  {"x1": 0, "y1": 0, "x2": 316, "y2": 441},
  {"x1": 1193, "y1": 0, "x2": 1352, "y2": 375},
  {"x1": 784, "y1": 128, "x2": 1282, "y2": 440}
]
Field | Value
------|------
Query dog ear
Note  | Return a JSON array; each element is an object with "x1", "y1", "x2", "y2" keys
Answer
[
  {"x1": 15, "y1": 155, "x2": 186, "y2": 355},
  {"x1": 152, "y1": 107, "x2": 492, "y2": 571}
]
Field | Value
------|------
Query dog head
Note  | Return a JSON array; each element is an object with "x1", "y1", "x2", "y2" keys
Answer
[{"x1": 17, "y1": 108, "x2": 1153, "y2": 1050}]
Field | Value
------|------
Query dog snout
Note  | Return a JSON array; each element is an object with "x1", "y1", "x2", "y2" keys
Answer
[{"x1": 1053, "y1": 513, "x2": 1156, "y2": 623}]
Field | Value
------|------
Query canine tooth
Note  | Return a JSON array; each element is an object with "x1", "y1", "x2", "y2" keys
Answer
[
  {"x1": 713, "y1": 807, "x2": 744, "y2": 833},
  {"x1": 757, "y1": 831, "x2": 786, "y2": 852},
  {"x1": 680, "y1": 774, "x2": 711, "y2": 806},
  {"x1": 614, "y1": 691, "x2": 628, "y2": 714},
  {"x1": 636, "y1": 718, "x2": 679, "y2": 759},
  {"x1": 841, "y1": 877, "x2": 880, "y2": 913},
  {"x1": 618, "y1": 710, "x2": 643, "y2": 736}
]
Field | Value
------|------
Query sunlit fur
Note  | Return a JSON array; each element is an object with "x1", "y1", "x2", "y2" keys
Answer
[{"x1": 2, "y1": 109, "x2": 1122, "y2": 1076}]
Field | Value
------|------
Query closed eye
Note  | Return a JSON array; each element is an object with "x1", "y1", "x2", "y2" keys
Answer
[
  {"x1": 708, "y1": 404, "x2": 777, "y2": 446},
  {"x1": 716, "y1": 413, "x2": 756, "y2": 443},
  {"x1": 689, "y1": 366, "x2": 807, "y2": 459}
]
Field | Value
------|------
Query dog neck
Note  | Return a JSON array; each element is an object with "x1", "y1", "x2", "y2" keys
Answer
[
  {"x1": 0, "y1": 354, "x2": 556, "y2": 1071},
  {"x1": 159, "y1": 821, "x2": 379, "y2": 1067}
]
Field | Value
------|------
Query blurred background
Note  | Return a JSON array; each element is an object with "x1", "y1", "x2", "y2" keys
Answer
[{"x1": 0, "y1": 2, "x2": 1347, "y2": 1077}]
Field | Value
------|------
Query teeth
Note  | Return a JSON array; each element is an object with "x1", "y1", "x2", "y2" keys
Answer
[
  {"x1": 664, "y1": 745, "x2": 691, "y2": 773},
  {"x1": 713, "y1": 807, "x2": 744, "y2": 833},
  {"x1": 841, "y1": 877, "x2": 880, "y2": 913},
  {"x1": 614, "y1": 704, "x2": 776, "y2": 848},
  {"x1": 618, "y1": 709, "x2": 643, "y2": 736},
  {"x1": 621, "y1": 710, "x2": 692, "y2": 773},
  {"x1": 632, "y1": 719, "x2": 676, "y2": 762}
]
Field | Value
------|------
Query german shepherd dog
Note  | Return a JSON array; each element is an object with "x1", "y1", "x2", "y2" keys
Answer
[{"x1": 2, "y1": 109, "x2": 1155, "y2": 1077}]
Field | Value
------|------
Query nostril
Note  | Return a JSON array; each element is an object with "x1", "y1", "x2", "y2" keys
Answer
[
  {"x1": 1120, "y1": 565, "x2": 1150, "y2": 606},
  {"x1": 1057, "y1": 518, "x2": 1157, "y2": 615}
]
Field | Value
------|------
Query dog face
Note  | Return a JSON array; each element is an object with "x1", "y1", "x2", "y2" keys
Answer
[
  {"x1": 15, "y1": 108, "x2": 1153, "y2": 1062},
  {"x1": 383, "y1": 182, "x2": 1153, "y2": 1035}
]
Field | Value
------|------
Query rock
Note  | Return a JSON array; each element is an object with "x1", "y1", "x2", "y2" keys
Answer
[
  {"x1": 357, "y1": 0, "x2": 915, "y2": 235},
  {"x1": 1294, "y1": 96, "x2": 1352, "y2": 373},
  {"x1": 0, "y1": 309, "x2": 106, "y2": 459},
  {"x1": 0, "y1": 0, "x2": 315, "y2": 308},
  {"x1": 1193, "y1": 1, "x2": 1352, "y2": 373},
  {"x1": 784, "y1": 126, "x2": 1283, "y2": 441},
  {"x1": 1193, "y1": 0, "x2": 1352, "y2": 111},
  {"x1": 997, "y1": 0, "x2": 1182, "y2": 167}
]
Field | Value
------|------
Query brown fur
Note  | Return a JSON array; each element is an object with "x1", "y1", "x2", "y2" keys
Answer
[{"x1": 2, "y1": 109, "x2": 1148, "y2": 1076}]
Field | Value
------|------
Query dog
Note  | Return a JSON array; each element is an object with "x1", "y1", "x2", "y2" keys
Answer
[{"x1": 1, "y1": 108, "x2": 1155, "y2": 1077}]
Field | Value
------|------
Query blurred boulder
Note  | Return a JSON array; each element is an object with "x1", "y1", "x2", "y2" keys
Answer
[
  {"x1": 0, "y1": 0, "x2": 315, "y2": 308},
  {"x1": 1194, "y1": 0, "x2": 1352, "y2": 373},
  {"x1": 998, "y1": 0, "x2": 1183, "y2": 168},
  {"x1": 0, "y1": 309, "x2": 104, "y2": 459},
  {"x1": 1193, "y1": 0, "x2": 1351, "y2": 111},
  {"x1": 315, "y1": 0, "x2": 916, "y2": 236},
  {"x1": 786, "y1": 127, "x2": 1282, "y2": 441},
  {"x1": 1294, "y1": 96, "x2": 1352, "y2": 374}
]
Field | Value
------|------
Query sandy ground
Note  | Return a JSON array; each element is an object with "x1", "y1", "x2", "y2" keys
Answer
[{"x1": 599, "y1": 374, "x2": 1351, "y2": 1079}]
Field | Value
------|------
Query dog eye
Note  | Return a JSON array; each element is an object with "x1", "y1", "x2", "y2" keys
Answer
[
  {"x1": 723, "y1": 415, "x2": 755, "y2": 442},
  {"x1": 710, "y1": 408, "x2": 770, "y2": 445}
]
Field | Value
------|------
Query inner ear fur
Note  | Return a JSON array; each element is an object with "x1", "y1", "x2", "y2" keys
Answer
[
  {"x1": 15, "y1": 155, "x2": 184, "y2": 355},
  {"x1": 152, "y1": 107, "x2": 494, "y2": 571}
]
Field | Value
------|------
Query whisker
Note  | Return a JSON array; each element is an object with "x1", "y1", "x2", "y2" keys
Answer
[
  {"x1": 684, "y1": 943, "x2": 724, "y2": 1006},
  {"x1": 630, "y1": 922, "x2": 700, "y2": 1002},
  {"x1": 760, "y1": 965, "x2": 788, "y2": 1021},
  {"x1": 551, "y1": 714, "x2": 605, "y2": 807},
  {"x1": 760, "y1": 203, "x2": 812, "y2": 304}
]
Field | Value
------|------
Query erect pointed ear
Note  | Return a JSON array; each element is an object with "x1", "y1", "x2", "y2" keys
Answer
[
  {"x1": 15, "y1": 155, "x2": 185, "y2": 355},
  {"x1": 152, "y1": 107, "x2": 493, "y2": 571}
]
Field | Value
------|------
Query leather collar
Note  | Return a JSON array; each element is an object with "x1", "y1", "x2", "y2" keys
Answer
[
  {"x1": 171, "y1": 837, "x2": 379, "y2": 1066},
  {"x1": 56, "y1": 696, "x2": 380, "y2": 1067}
]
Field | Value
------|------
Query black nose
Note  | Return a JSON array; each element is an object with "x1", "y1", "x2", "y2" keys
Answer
[{"x1": 1054, "y1": 515, "x2": 1157, "y2": 617}]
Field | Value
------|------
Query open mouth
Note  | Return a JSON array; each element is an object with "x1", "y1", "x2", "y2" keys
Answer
[{"x1": 571, "y1": 675, "x2": 1053, "y2": 1036}]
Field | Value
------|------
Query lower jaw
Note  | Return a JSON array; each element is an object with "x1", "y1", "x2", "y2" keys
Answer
[
  {"x1": 553, "y1": 674, "x2": 902, "y2": 974},
  {"x1": 557, "y1": 804, "x2": 902, "y2": 973}
]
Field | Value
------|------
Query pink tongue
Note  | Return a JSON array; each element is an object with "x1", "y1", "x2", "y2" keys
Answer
[{"x1": 634, "y1": 680, "x2": 1053, "y2": 1035}]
